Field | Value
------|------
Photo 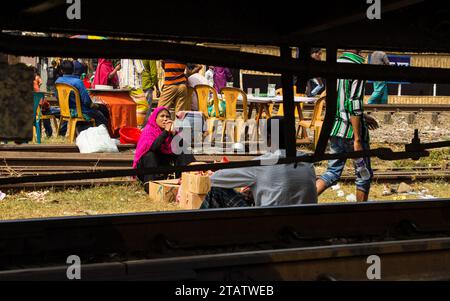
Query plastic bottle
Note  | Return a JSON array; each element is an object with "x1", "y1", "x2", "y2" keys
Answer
[{"x1": 354, "y1": 158, "x2": 371, "y2": 181}]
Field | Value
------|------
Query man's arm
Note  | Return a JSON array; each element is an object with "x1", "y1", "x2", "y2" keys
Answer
[
  {"x1": 310, "y1": 78, "x2": 324, "y2": 97},
  {"x1": 108, "y1": 61, "x2": 121, "y2": 80},
  {"x1": 76, "y1": 81, "x2": 94, "y2": 109},
  {"x1": 210, "y1": 167, "x2": 256, "y2": 189},
  {"x1": 347, "y1": 79, "x2": 365, "y2": 151},
  {"x1": 350, "y1": 116, "x2": 363, "y2": 151},
  {"x1": 185, "y1": 64, "x2": 202, "y2": 78}
]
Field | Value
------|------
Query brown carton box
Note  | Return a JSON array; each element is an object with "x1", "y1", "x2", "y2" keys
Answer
[
  {"x1": 179, "y1": 189, "x2": 189, "y2": 209},
  {"x1": 149, "y1": 179, "x2": 180, "y2": 203},
  {"x1": 179, "y1": 191, "x2": 206, "y2": 210},
  {"x1": 182, "y1": 172, "x2": 211, "y2": 194}
]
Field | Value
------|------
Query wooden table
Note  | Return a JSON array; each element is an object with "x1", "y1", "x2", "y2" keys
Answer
[{"x1": 88, "y1": 89, "x2": 137, "y2": 137}]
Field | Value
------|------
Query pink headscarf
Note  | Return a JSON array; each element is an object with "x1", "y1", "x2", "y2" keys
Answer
[
  {"x1": 93, "y1": 59, "x2": 118, "y2": 88},
  {"x1": 133, "y1": 107, "x2": 173, "y2": 168}
]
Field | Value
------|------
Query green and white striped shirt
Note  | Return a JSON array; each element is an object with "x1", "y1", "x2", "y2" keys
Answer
[{"x1": 331, "y1": 52, "x2": 368, "y2": 140}]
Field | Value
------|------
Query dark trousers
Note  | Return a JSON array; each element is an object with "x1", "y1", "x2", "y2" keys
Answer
[
  {"x1": 78, "y1": 105, "x2": 109, "y2": 132},
  {"x1": 136, "y1": 151, "x2": 195, "y2": 191},
  {"x1": 42, "y1": 107, "x2": 68, "y2": 137},
  {"x1": 200, "y1": 187, "x2": 252, "y2": 209}
]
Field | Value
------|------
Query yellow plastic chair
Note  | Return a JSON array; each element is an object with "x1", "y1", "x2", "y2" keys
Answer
[
  {"x1": 220, "y1": 87, "x2": 249, "y2": 143},
  {"x1": 269, "y1": 87, "x2": 303, "y2": 117},
  {"x1": 55, "y1": 83, "x2": 95, "y2": 143},
  {"x1": 194, "y1": 84, "x2": 220, "y2": 141},
  {"x1": 297, "y1": 92, "x2": 326, "y2": 144},
  {"x1": 36, "y1": 104, "x2": 59, "y2": 139}
]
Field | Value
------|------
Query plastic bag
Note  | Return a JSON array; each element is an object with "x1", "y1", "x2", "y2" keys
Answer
[{"x1": 76, "y1": 124, "x2": 119, "y2": 153}]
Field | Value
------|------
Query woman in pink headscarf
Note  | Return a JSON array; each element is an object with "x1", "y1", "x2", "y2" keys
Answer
[
  {"x1": 93, "y1": 59, "x2": 121, "y2": 88},
  {"x1": 133, "y1": 107, "x2": 195, "y2": 191}
]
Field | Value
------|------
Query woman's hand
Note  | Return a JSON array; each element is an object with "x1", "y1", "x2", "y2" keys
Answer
[{"x1": 164, "y1": 120, "x2": 173, "y2": 133}]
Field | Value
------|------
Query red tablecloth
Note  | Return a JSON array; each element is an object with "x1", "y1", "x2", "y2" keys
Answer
[{"x1": 90, "y1": 91, "x2": 137, "y2": 137}]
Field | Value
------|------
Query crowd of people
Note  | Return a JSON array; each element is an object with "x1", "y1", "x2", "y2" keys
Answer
[
  {"x1": 34, "y1": 50, "x2": 381, "y2": 208},
  {"x1": 131, "y1": 49, "x2": 380, "y2": 208},
  {"x1": 37, "y1": 57, "x2": 234, "y2": 135}
]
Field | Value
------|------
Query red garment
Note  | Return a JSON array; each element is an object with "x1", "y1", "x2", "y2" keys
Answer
[
  {"x1": 83, "y1": 77, "x2": 91, "y2": 89},
  {"x1": 33, "y1": 75, "x2": 42, "y2": 92},
  {"x1": 93, "y1": 59, "x2": 118, "y2": 88}
]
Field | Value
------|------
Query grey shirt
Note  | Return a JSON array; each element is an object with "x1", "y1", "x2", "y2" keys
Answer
[
  {"x1": 370, "y1": 51, "x2": 390, "y2": 65},
  {"x1": 210, "y1": 150, "x2": 318, "y2": 206}
]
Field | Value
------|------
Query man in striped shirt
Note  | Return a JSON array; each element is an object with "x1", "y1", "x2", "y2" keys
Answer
[
  {"x1": 316, "y1": 50, "x2": 379, "y2": 202},
  {"x1": 158, "y1": 60, "x2": 201, "y2": 113}
]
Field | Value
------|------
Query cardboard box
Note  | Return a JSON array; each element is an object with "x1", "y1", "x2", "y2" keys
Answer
[
  {"x1": 149, "y1": 179, "x2": 180, "y2": 203},
  {"x1": 179, "y1": 190, "x2": 206, "y2": 210},
  {"x1": 187, "y1": 192, "x2": 206, "y2": 209},
  {"x1": 182, "y1": 172, "x2": 211, "y2": 194}
]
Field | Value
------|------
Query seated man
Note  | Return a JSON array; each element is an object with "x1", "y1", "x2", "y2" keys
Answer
[
  {"x1": 200, "y1": 116, "x2": 318, "y2": 209},
  {"x1": 41, "y1": 100, "x2": 67, "y2": 138},
  {"x1": 55, "y1": 60, "x2": 109, "y2": 133}
]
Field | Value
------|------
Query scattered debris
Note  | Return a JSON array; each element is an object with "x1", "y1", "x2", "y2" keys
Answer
[
  {"x1": 77, "y1": 210, "x2": 99, "y2": 215},
  {"x1": 331, "y1": 184, "x2": 341, "y2": 191},
  {"x1": 382, "y1": 185, "x2": 396, "y2": 196},
  {"x1": 346, "y1": 194, "x2": 357, "y2": 202},
  {"x1": 25, "y1": 191, "x2": 49, "y2": 202},
  {"x1": 337, "y1": 190, "x2": 345, "y2": 197},
  {"x1": 0, "y1": 191, "x2": 6, "y2": 201},
  {"x1": 420, "y1": 194, "x2": 438, "y2": 199},
  {"x1": 397, "y1": 182, "x2": 413, "y2": 194},
  {"x1": 420, "y1": 189, "x2": 430, "y2": 194}
]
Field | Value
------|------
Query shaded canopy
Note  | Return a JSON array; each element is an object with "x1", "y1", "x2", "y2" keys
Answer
[{"x1": 0, "y1": 0, "x2": 449, "y2": 52}]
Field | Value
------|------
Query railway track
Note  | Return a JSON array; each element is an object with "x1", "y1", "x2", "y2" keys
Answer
[
  {"x1": 1, "y1": 170, "x2": 448, "y2": 190},
  {"x1": 364, "y1": 104, "x2": 450, "y2": 113},
  {"x1": 0, "y1": 143, "x2": 136, "y2": 153},
  {"x1": 0, "y1": 150, "x2": 448, "y2": 189},
  {"x1": 288, "y1": 103, "x2": 450, "y2": 113},
  {"x1": 0, "y1": 200, "x2": 449, "y2": 280}
]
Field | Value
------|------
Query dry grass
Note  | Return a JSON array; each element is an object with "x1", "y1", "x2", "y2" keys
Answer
[
  {"x1": 0, "y1": 180, "x2": 448, "y2": 221},
  {"x1": 0, "y1": 182, "x2": 179, "y2": 220},
  {"x1": 319, "y1": 180, "x2": 450, "y2": 204}
]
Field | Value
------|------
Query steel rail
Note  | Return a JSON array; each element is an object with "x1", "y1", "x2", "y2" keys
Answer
[
  {"x1": 0, "y1": 199, "x2": 449, "y2": 276},
  {"x1": 2, "y1": 171, "x2": 448, "y2": 190},
  {"x1": 0, "y1": 147, "x2": 429, "y2": 185},
  {"x1": 2, "y1": 237, "x2": 449, "y2": 281}
]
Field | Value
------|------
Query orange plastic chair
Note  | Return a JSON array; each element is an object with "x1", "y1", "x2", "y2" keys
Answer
[
  {"x1": 220, "y1": 87, "x2": 249, "y2": 143},
  {"x1": 55, "y1": 83, "x2": 95, "y2": 143},
  {"x1": 194, "y1": 84, "x2": 220, "y2": 141}
]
